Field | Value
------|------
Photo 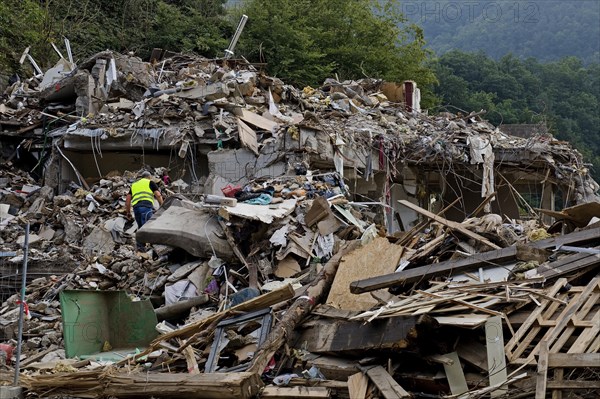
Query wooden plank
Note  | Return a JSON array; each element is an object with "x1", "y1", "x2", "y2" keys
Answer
[
  {"x1": 564, "y1": 290, "x2": 600, "y2": 353},
  {"x1": 457, "y1": 340, "x2": 488, "y2": 371},
  {"x1": 507, "y1": 277, "x2": 600, "y2": 365},
  {"x1": 552, "y1": 368, "x2": 563, "y2": 399},
  {"x1": 442, "y1": 352, "x2": 468, "y2": 395},
  {"x1": 535, "y1": 341, "x2": 549, "y2": 399},
  {"x1": 547, "y1": 353, "x2": 600, "y2": 368},
  {"x1": 237, "y1": 118, "x2": 259, "y2": 155},
  {"x1": 348, "y1": 372, "x2": 369, "y2": 399},
  {"x1": 105, "y1": 372, "x2": 263, "y2": 399},
  {"x1": 366, "y1": 366, "x2": 411, "y2": 399},
  {"x1": 485, "y1": 316, "x2": 507, "y2": 397},
  {"x1": 261, "y1": 386, "x2": 331, "y2": 398},
  {"x1": 239, "y1": 109, "x2": 280, "y2": 132},
  {"x1": 589, "y1": 333, "x2": 600, "y2": 353},
  {"x1": 510, "y1": 293, "x2": 567, "y2": 363},
  {"x1": 532, "y1": 250, "x2": 600, "y2": 280},
  {"x1": 398, "y1": 200, "x2": 501, "y2": 249},
  {"x1": 539, "y1": 226, "x2": 600, "y2": 248},
  {"x1": 417, "y1": 290, "x2": 503, "y2": 316},
  {"x1": 546, "y1": 380, "x2": 600, "y2": 389},
  {"x1": 21, "y1": 345, "x2": 58, "y2": 367}
]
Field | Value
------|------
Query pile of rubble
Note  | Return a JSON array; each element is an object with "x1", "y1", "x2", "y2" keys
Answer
[{"x1": 0, "y1": 48, "x2": 599, "y2": 398}]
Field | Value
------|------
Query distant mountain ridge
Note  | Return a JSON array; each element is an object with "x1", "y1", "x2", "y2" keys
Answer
[{"x1": 402, "y1": 0, "x2": 600, "y2": 63}]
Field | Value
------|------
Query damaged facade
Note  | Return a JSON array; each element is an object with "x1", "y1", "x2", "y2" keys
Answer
[{"x1": 0, "y1": 49, "x2": 599, "y2": 399}]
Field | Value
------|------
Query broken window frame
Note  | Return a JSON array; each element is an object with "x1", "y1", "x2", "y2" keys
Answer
[{"x1": 204, "y1": 306, "x2": 273, "y2": 373}]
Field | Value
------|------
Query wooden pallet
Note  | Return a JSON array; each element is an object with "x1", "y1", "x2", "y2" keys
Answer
[
  {"x1": 505, "y1": 276, "x2": 600, "y2": 365},
  {"x1": 535, "y1": 342, "x2": 600, "y2": 399}
]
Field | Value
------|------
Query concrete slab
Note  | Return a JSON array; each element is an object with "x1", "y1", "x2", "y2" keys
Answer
[{"x1": 137, "y1": 204, "x2": 234, "y2": 261}]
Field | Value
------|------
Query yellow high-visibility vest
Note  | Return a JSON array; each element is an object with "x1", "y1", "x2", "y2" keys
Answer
[{"x1": 131, "y1": 178, "x2": 154, "y2": 206}]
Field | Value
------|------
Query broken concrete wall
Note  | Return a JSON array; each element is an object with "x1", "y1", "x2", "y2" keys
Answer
[
  {"x1": 136, "y1": 199, "x2": 235, "y2": 261},
  {"x1": 207, "y1": 146, "x2": 286, "y2": 186},
  {"x1": 58, "y1": 149, "x2": 204, "y2": 191}
]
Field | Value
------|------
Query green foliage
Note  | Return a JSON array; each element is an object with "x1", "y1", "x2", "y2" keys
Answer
[
  {"x1": 0, "y1": 0, "x2": 46, "y2": 73},
  {"x1": 0, "y1": 0, "x2": 233, "y2": 75},
  {"x1": 236, "y1": 0, "x2": 437, "y2": 99},
  {"x1": 147, "y1": 0, "x2": 232, "y2": 58},
  {"x1": 433, "y1": 51, "x2": 600, "y2": 176}
]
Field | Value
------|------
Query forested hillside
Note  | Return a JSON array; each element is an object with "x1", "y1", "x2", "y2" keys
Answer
[
  {"x1": 404, "y1": 0, "x2": 600, "y2": 64},
  {"x1": 431, "y1": 51, "x2": 600, "y2": 175}
]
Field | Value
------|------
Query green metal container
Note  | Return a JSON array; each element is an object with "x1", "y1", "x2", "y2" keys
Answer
[{"x1": 60, "y1": 290, "x2": 158, "y2": 359}]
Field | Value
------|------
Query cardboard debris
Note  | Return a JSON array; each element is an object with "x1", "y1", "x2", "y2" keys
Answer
[{"x1": 326, "y1": 237, "x2": 404, "y2": 311}]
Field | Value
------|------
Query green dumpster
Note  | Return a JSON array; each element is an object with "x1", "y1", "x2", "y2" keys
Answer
[{"x1": 60, "y1": 290, "x2": 158, "y2": 360}]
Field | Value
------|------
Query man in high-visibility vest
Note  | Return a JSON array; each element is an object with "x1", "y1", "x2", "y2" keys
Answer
[{"x1": 125, "y1": 171, "x2": 164, "y2": 249}]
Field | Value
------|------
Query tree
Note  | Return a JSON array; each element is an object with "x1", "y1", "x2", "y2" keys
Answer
[
  {"x1": 147, "y1": 0, "x2": 232, "y2": 58},
  {"x1": 0, "y1": 0, "x2": 45, "y2": 73},
  {"x1": 432, "y1": 50, "x2": 600, "y2": 178},
  {"x1": 1, "y1": 0, "x2": 233, "y2": 74},
  {"x1": 236, "y1": 0, "x2": 437, "y2": 105}
]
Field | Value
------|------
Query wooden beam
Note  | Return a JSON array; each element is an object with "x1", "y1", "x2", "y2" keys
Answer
[
  {"x1": 105, "y1": 372, "x2": 262, "y2": 398},
  {"x1": 296, "y1": 316, "x2": 418, "y2": 353},
  {"x1": 547, "y1": 353, "x2": 600, "y2": 368},
  {"x1": 350, "y1": 227, "x2": 600, "y2": 294},
  {"x1": 531, "y1": 249, "x2": 600, "y2": 280},
  {"x1": 366, "y1": 366, "x2": 411, "y2": 399},
  {"x1": 535, "y1": 342, "x2": 549, "y2": 399},
  {"x1": 350, "y1": 246, "x2": 517, "y2": 294},
  {"x1": 23, "y1": 371, "x2": 263, "y2": 399},
  {"x1": 398, "y1": 200, "x2": 501, "y2": 250},
  {"x1": 546, "y1": 381, "x2": 600, "y2": 389},
  {"x1": 260, "y1": 386, "x2": 331, "y2": 398}
]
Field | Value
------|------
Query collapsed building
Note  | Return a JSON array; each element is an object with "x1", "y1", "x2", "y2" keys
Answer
[{"x1": 0, "y1": 49, "x2": 599, "y2": 398}]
